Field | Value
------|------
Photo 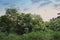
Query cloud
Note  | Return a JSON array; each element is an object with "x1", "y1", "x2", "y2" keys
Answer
[
  {"x1": 31, "y1": 0, "x2": 42, "y2": 3},
  {"x1": 55, "y1": 0, "x2": 60, "y2": 2},
  {"x1": 23, "y1": 8, "x2": 29, "y2": 11},
  {"x1": 2, "y1": 3, "x2": 11, "y2": 6},
  {"x1": 40, "y1": 1, "x2": 52, "y2": 6},
  {"x1": 0, "y1": 0, "x2": 60, "y2": 21},
  {"x1": 30, "y1": 0, "x2": 53, "y2": 7},
  {"x1": 31, "y1": 0, "x2": 51, "y2": 3},
  {"x1": 31, "y1": 0, "x2": 60, "y2": 7}
]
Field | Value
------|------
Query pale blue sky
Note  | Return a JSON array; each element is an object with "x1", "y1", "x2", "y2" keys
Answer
[
  {"x1": 0, "y1": 0, "x2": 60, "y2": 21},
  {"x1": 0, "y1": 0, "x2": 60, "y2": 10}
]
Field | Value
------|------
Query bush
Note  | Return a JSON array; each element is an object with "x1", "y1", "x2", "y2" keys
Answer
[
  {"x1": 52, "y1": 32, "x2": 60, "y2": 40},
  {"x1": 0, "y1": 31, "x2": 60, "y2": 40},
  {"x1": 0, "y1": 31, "x2": 53, "y2": 40},
  {"x1": 0, "y1": 32, "x2": 7, "y2": 40}
]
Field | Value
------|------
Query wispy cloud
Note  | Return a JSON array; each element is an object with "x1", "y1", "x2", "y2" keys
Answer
[
  {"x1": 0, "y1": 0, "x2": 60, "y2": 21},
  {"x1": 40, "y1": 1, "x2": 52, "y2": 6},
  {"x1": 31, "y1": 0, "x2": 50, "y2": 3},
  {"x1": 31, "y1": 0, "x2": 42, "y2": 3}
]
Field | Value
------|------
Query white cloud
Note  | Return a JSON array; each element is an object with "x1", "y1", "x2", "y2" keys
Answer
[{"x1": 23, "y1": 4, "x2": 60, "y2": 21}]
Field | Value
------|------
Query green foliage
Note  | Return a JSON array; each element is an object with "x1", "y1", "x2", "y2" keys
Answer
[
  {"x1": 0, "y1": 32, "x2": 7, "y2": 40},
  {"x1": 52, "y1": 32, "x2": 60, "y2": 40},
  {"x1": 46, "y1": 18, "x2": 60, "y2": 31},
  {"x1": 0, "y1": 8, "x2": 60, "y2": 40},
  {"x1": 0, "y1": 8, "x2": 44, "y2": 35},
  {"x1": 1, "y1": 31, "x2": 60, "y2": 40}
]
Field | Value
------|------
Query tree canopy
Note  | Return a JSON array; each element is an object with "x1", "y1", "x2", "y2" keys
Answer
[{"x1": 0, "y1": 8, "x2": 60, "y2": 40}]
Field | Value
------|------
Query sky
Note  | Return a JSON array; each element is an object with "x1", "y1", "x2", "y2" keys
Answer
[{"x1": 0, "y1": 0, "x2": 60, "y2": 21}]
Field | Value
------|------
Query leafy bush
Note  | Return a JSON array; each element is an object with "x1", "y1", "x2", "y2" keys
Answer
[
  {"x1": 0, "y1": 31, "x2": 60, "y2": 40},
  {"x1": 52, "y1": 32, "x2": 60, "y2": 40},
  {"x1": 0, "y1": 32, "x2": 7, "y2": 40},
  {"x1": 8, "y1": 31, "x2": 53, "y2": 40}
]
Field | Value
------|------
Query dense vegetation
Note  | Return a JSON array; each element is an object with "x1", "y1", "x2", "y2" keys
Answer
[{"x1": 0, "y1": 8, "x2": 60, "y2": 40}]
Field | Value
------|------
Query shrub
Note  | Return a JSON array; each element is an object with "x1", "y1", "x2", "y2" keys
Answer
[
  {"x1": 0, "y1": 32, "x2": 7, "y2": 40},
  {"x1": 52, "y1": 32, "x2": 60, "y2": 40}
]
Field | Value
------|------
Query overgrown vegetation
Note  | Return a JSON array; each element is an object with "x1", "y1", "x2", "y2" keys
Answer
[{"x1": 0, "y1": 8, "x2": 60, "y2": 40}]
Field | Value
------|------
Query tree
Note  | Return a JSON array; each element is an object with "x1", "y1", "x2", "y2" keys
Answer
[
  {"x1": 0, "y1": 8, "x2": 19, "y2": 35},
  {"x1": 30, "y1": 15, "x2": 45, "y2": 32},
  {"x1": 0, "y1": 8, "x2": 45, "y2": 35},
  {"x1": 0, "y1": 15, "x2": 12, "y2": 35},
  {"x1": 47, "y1": 17, "x2": 60, "y2": 31}
]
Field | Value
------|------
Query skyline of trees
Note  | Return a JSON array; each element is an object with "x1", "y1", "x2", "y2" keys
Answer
[{"x1": 0, "y1": 8, "x2": 60, "y2": 40}]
